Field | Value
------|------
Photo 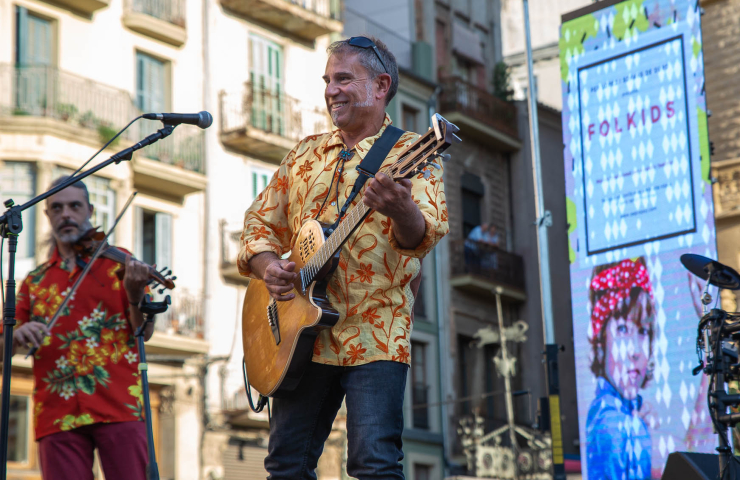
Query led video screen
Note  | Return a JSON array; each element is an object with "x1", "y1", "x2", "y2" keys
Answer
[{"x1": 560, "y1": 1, "x2": 716, "y2": 478}]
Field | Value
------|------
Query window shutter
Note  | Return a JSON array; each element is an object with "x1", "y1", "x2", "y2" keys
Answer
[
  {"x1": 135, "y1": 207, "x2": 144, "y2": 260},
  {"x1": 16, "y1": 7, "x2": 28, "y2": 66},
  {"x1": 155, "y1": 212, "x2": 172, "y2": 270}
]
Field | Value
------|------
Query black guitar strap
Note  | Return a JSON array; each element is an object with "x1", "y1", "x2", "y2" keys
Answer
[{"x1": 324, "y1": 125, "x2": 405, "y2": 236}]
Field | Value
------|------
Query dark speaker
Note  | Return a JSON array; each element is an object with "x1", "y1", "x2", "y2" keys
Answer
[{"x1": 661, "y1": 451, "x2": 740, "y2": 480}]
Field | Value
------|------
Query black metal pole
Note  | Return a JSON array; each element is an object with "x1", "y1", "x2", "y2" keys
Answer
[
  {"x1": 135, "y1": 316, "x2": 159, "y2": 480},
  {"x1": 0, "y1": 123, "x2": 175, "y2": 480},
  {"x1": 0, "y1": 227, "x2": 19, "y2": 479},
  {"x1": 544, "y1": 344, "x2": 566, "y2": 480}
]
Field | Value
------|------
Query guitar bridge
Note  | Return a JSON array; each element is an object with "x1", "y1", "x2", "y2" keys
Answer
[{"x1": 266, "y1": 300, "x2": 281, "y2": 345}]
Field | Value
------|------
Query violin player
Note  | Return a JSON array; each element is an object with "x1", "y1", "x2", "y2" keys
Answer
[{"x1": 1, "y1": 176, "x2": 152, "y2": 480}]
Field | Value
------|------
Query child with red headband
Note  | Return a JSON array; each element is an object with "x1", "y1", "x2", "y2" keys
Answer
[{"x1": 586, "y1": 257, "x2": 655, "y2": 480}]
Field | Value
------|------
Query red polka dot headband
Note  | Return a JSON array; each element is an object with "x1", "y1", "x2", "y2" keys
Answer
[{"x1": 590, "y1": 259, "x2": 653, "y2": 339}]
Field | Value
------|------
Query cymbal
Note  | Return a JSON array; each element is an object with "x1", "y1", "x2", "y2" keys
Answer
[{"x1": 680, "y1": 254, "x2": 740, "y2": 290}]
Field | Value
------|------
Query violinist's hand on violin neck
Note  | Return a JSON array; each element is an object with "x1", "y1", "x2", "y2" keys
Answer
[
  {"x1": 123, "y1": 255, "x2": 151, "y2": 302},
  {"x1": 14, "y1": 322, "x2": 49, "y2": 349}
]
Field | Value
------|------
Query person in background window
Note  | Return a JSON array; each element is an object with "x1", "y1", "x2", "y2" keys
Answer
[
  {"x1": 465, "y1": 223, "x2": 500, "y2": 269},
  {"x1": 586, "y1": 257, "x2": 654, "y2": 480},
  {"x1": 1, "y1": 176, "x2": 152, "y2": 480}
]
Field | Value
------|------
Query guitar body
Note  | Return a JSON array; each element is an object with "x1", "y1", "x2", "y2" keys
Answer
[{"x1": 241, "y1": 219, "x2": 340, "y2": 397}]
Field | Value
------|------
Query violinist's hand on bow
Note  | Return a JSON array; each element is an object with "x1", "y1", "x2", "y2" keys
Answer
[
  {"x1": 13, "y1": 322, "x2": 49, "y2": 349},
  {"x1": 123, "y1": 254, "x2": 150, "y2": 305}
]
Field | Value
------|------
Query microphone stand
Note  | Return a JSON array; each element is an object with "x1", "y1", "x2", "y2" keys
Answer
[
  {"x1": 0, "y1": 123, "x2": 176, "y2": 480},
  {"x1": 135, "y1": 294, "x2": 170, "y2": 480}
]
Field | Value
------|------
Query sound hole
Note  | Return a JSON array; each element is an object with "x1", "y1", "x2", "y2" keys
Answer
[{"x1": 300, "y1": 232, "x2": 316, "y2": 262}]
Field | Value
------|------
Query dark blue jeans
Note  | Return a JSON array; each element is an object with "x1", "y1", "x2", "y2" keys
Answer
[{"x1": 264, "y1": 360, "x2": 409, "y2": 479}]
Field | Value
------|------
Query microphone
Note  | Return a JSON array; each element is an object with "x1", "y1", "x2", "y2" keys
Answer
[{"x1": 142, "y1": 111, "x2": 213, "y2": 129}]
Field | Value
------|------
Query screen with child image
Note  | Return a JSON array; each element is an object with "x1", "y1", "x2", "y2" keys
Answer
[{"x1": 560, "y1": 0, "x2": 717, "y2": 478}]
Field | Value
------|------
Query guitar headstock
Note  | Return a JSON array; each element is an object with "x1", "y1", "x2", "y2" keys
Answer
[{"x1": 389, "y1": 113, "x2": 461, "y2": 181}]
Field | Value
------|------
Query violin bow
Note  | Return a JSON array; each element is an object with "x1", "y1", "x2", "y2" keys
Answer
[{"x1": 26, "y1": 192, "x2": 138, "y2": 358}]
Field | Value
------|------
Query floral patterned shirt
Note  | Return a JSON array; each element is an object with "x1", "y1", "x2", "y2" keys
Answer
[
  {"x1": 238, "y1": 115, "x2": 449, "y2": 366},
  {"x1": 10, "y1": 247, "x2": 143, "y2": 440}
]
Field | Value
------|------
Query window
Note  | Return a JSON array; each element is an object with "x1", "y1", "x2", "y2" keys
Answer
[
  {"x1": 0, "y1": 162, "x2": 35, "y2": 258},
  {"x1": 435, "y1": 19, "x2": 448, "y2": 73},
  {"x1": 135, "y1": 208, "x2": 172, "y2": 270},
  {"x1": 414, "y1": 463, "x2": 433, "y2": 480},
  {"x1": 461, "y1": 172, "x2": 484, "y2": 237},
  {"x1": 413, "y1": 276, "x2": 426, "y2": 320},
  {"x1": 52, "y1": 168, "x2": 115, "y2": 243},
  {"x1": 250, "y1": 34, "x2": 284, "y2": 135},
  {"x1": 411, "y1": 341, "x2": 429, "y2": 429},
  {"x1": 402, "y1": 105, "x2": 419, "y2": 133},
  {"x1": 136, "y1": 52, "x2": 166, "y2": 115},
  {"x1": 2, "y1": 395, "x2": 30, "y2": 464},
  {"x1": 250, "y1": 166, "x2": 273, "y2": 204},
  {"x1": 458, "y1": 334, "x2": 473, "y2": 415},
  {"x1": 16, "y1": 7, "x2": 52, "y2": 66},
  {"x1": 15, "y1": 7, "x2": 53, "y2": 114}
]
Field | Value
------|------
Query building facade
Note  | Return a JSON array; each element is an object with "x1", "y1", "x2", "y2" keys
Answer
[
  {"x1": 0, "y1": 0, "x2": 209, "y2": 478},
  {"x1": 200, "y1": 0, "x2": 345, "y2": 479}
]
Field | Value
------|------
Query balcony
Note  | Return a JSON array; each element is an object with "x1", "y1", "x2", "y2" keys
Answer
[
  {"x1": 219, "y1": 83, "x2": 331, "y2": 163},
  {"x1": 122, "y1": 0, "x2": 187, "y2": 47},
  {"x1": 220, "y1": 220, "x2": 249, "y2": 285},
  {"x1": 438, "y1": 76, "x2": 521, "y2": 151},
  {"x1": 147, "y1": 290, "x2": 209, "y2": 356},
  {"x1": 0, "y1": 65, "x2": 206, "y2": 197},
  {"x1": 220, "y1": 0, "x2": 342, "y2": 41},
  {"x1": 450, "y1": 240, "x2": 526, "y2": 301},
  {"x1": 132, "y1": 127, "x2": 207, "y2": 197},
  {"x1": 51, "y1": 0, "x2": 110, "y2": 16}
]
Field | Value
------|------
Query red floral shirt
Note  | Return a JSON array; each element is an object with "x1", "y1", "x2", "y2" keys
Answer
[{"x1": 9, "y1": 248, "x2": 143, "y2": 440}]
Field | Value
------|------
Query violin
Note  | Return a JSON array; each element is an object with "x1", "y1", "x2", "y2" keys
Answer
[{"x1": 73, "y1": 227, "x2": 176, "y2": 290}]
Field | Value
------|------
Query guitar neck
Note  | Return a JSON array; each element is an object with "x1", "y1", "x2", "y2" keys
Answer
[
  {"x1": 304, "y1": 198, "x2": 372, "y2": 277},
  {"x1": 300, "y1": 121, "x2": 450, "y2": 285}
]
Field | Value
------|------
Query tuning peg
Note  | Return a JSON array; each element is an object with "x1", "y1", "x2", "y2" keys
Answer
[
  {"x1": 171, "y1": 276, "x2": 177, "y2": 281},
  {"x1": 430, "y1": 162, "x2": 441, "y2": 170},
  {"x1": 158, "y1": 288, "x2": 165, "y2": 294},
  {"x1": 423, "y1": 170, "x2": 431, "y2": 180}
]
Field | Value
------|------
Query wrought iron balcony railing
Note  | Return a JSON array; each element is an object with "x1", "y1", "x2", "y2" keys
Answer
[
  {"x1": 219, "y1": 82, "x2": 331, "y2": 160},
  {"x1": 126, "y1": 0, "x2": 186, "y2": 27},
  {"x1": 0, "y1": 64, "x2": 205, "y2": 174},
  {"x1": 450, "y1": 239, "x2": 525, "y2": 292},
  {"x1": 439, "y1": 76, "x2": 519, "y2": 140},
  {"x1": 154, "y1": 290, "x2": 205, "y2": 339}
]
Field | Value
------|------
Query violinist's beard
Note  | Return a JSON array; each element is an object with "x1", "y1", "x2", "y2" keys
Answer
[{"x1": 53, "y1": 218, "x2": 93, "y2": 244}]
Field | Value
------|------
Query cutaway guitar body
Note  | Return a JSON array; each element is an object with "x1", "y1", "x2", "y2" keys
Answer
[{"x1": 242, "y1": 219, "x2": 339, "y2": 397}]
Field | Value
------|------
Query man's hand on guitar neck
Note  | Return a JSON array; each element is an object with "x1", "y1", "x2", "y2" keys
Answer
[
  {"x1": 249, "y1": 252, "x2": 298, "y2": 301},
  {"x1": 364, "y1": 172, "x2": 426, "y2": 249}
]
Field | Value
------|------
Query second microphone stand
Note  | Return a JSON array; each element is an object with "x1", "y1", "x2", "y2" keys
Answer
[{"x1": 135, "y1": 294, "x2": 171, "y2": 480}]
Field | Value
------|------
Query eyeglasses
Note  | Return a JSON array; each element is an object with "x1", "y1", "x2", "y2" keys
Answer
[{"x1": 348, "y1": 36, "x2": 389, "y2": 75}]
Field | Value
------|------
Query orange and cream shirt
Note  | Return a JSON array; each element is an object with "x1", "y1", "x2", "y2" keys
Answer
[{"x1": 238, "y1": 115, "x2": 448, "y2": 366}]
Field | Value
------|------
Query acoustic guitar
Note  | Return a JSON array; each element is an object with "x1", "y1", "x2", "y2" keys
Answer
[{"x1": 241, "y1": 114, "x2": 461, "y2": 397}]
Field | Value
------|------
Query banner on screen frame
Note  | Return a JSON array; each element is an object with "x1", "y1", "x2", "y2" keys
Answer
[{"x1": 560, "y1": 1, "x2": 716, "y2": 479}]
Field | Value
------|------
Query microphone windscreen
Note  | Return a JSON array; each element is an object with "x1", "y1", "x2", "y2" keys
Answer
[{"x1": 198, "y1": 111, "x2": 213, "y2": 129}]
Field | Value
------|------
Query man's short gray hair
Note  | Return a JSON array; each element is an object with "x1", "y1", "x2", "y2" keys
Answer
[
  {"x1": 327, "y1": 36, "x2": 399, "y2": 106},
  {"x1": 48, "y1": 176, "x2": 91, "y2": 206}
]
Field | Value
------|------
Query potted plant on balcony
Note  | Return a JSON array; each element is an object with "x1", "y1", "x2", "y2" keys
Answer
[
  {"x1": 79, "y1": 110, "x2": 98, "y2": 129},
  {"x1": 97, "y1": 122, "x2": 120, "y2": 148},
  {"x1": 55, "y1": 102, "x2": 78, "y2": 122}
]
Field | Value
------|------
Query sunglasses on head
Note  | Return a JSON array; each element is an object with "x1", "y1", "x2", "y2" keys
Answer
[{"x1": 348, "y1": 36, "x2": 389, "y2": 75}]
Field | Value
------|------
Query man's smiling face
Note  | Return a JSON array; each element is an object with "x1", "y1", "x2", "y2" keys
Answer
[{"x1": 323, "y1": 52, "x2": 378, "y2": 131}]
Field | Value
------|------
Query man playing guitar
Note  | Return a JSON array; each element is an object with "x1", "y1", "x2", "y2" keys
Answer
[
  {"x1": 4, "y1": 177, "x2": 152, "y2": 480},
  {"x1": 238, "y1": 36, "x2": 449, "y2": 478}
]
